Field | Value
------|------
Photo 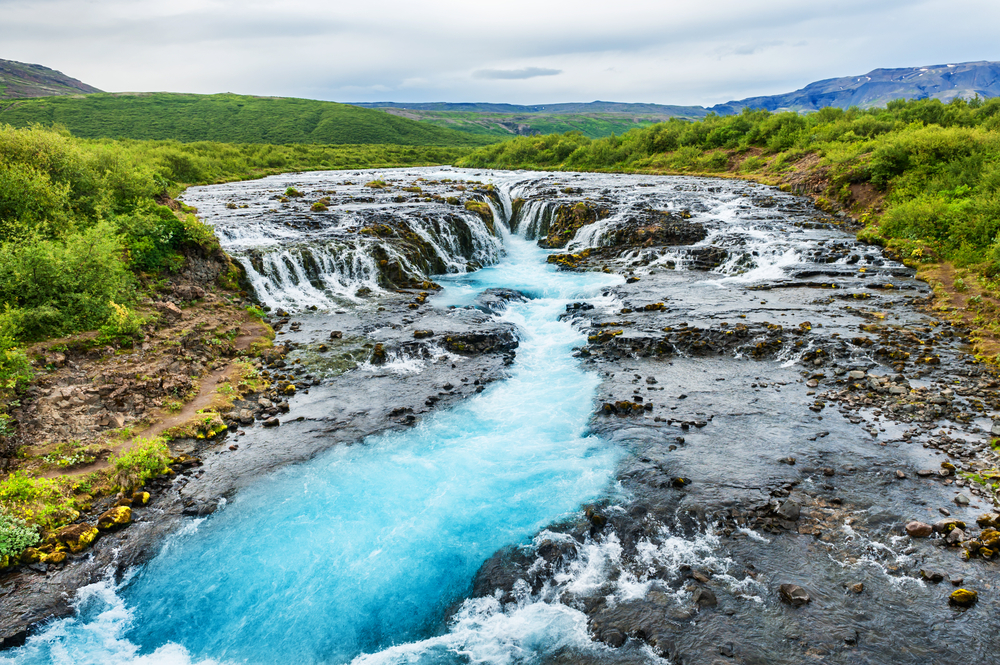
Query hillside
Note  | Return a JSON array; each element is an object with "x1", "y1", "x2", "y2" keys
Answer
[
  {"x1": 0, "y1": 58, "x2": 101, "y2": 99},
  {"x1": 354, "y1": 101, "x2": 708, "y2": 139},
  {"x1": 712, "y1": 60, "x2": 1000, "y2": 114},
  {"x1": 0, "y1": 92, "x2": 496, "y2": 146}
]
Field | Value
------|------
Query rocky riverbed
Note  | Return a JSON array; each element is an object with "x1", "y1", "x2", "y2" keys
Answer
[{"x1": 3, "y1": 168, "x2": 1000, "y2": 664}]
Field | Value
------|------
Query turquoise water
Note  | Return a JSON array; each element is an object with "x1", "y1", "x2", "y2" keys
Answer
[{"x1": 4, "y1": 234, "x2": 622, "y2": 665}]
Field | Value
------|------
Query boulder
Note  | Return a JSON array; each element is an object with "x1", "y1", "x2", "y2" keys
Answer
[
  {"x1": 131, "y1": 491, "x2": 150, "y2": 506},
  {"x1": 905, "y1": 521, "x2": 933, "y2": 538},
  {"x1": 976, "y1": 512, "x2": 1000, "y2": 529},
  {"x1": 55, "y1": 523, "x2": 99, "y2": 553},
  {"x1": 933, "y1": 518, "x2": 966, "y2": 534},
  {"x1": 263, "y1": 417, "x2": 280, "y2": 427},
  {"x1": 97, "y1": 505, "x2": 132, "y2": 531},
  {"x1": 779, "y1": 584, "x2": 810, "y2": 606}
]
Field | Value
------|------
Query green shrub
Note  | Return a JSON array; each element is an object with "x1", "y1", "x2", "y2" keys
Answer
[
  {"x1": 0, "y1": 510, "x2": 39, "y2": 557},
  {"x1": 0, "y1": 471, "x2": 80, "y2": 528},
  {"x1": 110, "y1": 437, "x2": 170, "y2": 490},
  {"x1": 0, "y1": 308, "x2": 31, "y2": 398}
]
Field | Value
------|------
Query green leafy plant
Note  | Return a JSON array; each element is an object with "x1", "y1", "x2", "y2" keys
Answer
[
  {"x1": 109, "y1": 437, "x2": 170, "y2": 491},
  {"x1": 0, "y1": 510, "x2": 40, "y2": 557}
]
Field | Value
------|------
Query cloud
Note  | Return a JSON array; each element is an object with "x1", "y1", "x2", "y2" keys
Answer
[{"x1": 473, "y1": 67, "x2": 562, "y2": 80}]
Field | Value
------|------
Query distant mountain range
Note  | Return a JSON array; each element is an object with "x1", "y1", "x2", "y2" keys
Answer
[
  {"x1": 710, "y1": 60, "x2": 1000, "y2": 114},
  {"x1": 0, "y1": 58, "x2": 101, "y2": 99}
]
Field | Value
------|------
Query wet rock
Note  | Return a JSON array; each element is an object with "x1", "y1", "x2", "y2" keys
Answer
[
  {"x1": 779, "y1": 584, "x2": 810, "y2": 606},
  {"x1": 475, "y1": 288, "x2": 528, "y2": 313},
  {"x1": 945, "y1": 528, "x2": 965, "y2": 545},
  {"x1": 920, "y1": 569, "x2": 945, "y2": 584},
  {"x1": 413, "y1": 330, "x2": 434, "y2": 339},
  {"x1": 97, "y1": 506, "x2": 132, "y2": 531},
  {"x1": 370, "y1": 344, "x2": 387, "y2": 364},
  {"x1": 848, "y1": 370, "x2": 866, "y2": 380},
  {"x1": 896, "y1": 470, "x2": 907, "y2": 479},
  {"x1": 905, "y1": 521, "x2": 933, "y2": 538},
  {"x1": 692, "y1": 586, "x2": 717, "y2": 609},
  {"x1": 954, "y1": 494, "x2": 970, "y2": 507},
  {"x1": 238, "y1": 409, "x2": 255, "y2": 425},
  {"x1": 263, "y1": 417, "x2": 280, "y2": 427},
  {"x1": 776, "y1": 500, "x2": 801, "y2": 521},
  {"x1": 131, "y1": 491, "x2": 150, "y2": 507},
  {"x1": 949, "y1": 588, "x2": 978, "y2": 607},
  {"x1": 976, "y1": 512, "x2": 1000, "y2": 528},
  {"x1": 934, "y1": 518, "x2": 966, "y2": 534},
  {"x1": 329, "y1": 331, "x2": 343, "y2": 340},
  {"x1": 850, "y1": 583, "x2": 864, "y2": 594}
]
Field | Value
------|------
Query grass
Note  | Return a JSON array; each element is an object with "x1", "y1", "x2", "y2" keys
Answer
[
  {"x1": 109, "y1": 436, "x2": 170, "y2": 491},
  {"x1": 0, "y1": 93, "x2": 498, "y2": 146}
]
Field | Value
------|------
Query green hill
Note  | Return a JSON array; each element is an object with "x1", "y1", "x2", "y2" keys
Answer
[
  {"x1": 0, "y1": 92, "x2": 497, "y2": 146},
  {"x1": 0, "y1": 58, "x2": 101, "y2": 99}
]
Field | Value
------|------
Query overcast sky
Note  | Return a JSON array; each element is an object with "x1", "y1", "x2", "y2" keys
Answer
[{"x1": 3, "y1": 0, "x2": 998, "y2": 106}]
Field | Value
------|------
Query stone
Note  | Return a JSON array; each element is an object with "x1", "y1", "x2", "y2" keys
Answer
[
  {"x1": 258, "y1": 398, "x2": 273, "y2": 409},
  {"x1": 692, "y1": 586, "x2": 717, "y2": 608},
  {"x1": 779, "y1": 584, "x2": 810, "y2": 606},
  {"x1": 850, "y1": 583, "x2": 864, "y2": 594},
  {"x1": 896, "y1": 470, "x2": 907, "y2": 479},
  {"x1": 41, "y1": 551, "x2": 67, "y2": 565},
  {"x1": 131, "y1": 491, "x2": 150, "y2": 506},
  {"x1": 413, "y1": 330, "x2": 434, "y2": 339},
  {"x1": 977, "y1": 513, "x2": 1000, "y2": 529},
  {"x1": 238, "y1": 409, "x2": 255, "y2": 425},
  {"x1": 153, "y1": 301, "x2": 184, "y2": 322},
  {"x1": 949, "y1": 588, "x2": 978, "y2": 607},
  {"x1": 776, "y1": 500, "x2": 801, "y2": 521},
  {"x1": 920, "y1": 569, "x2": 944, "y2": 584},
  {"x1": 945, "y1": 528, "x2": 965, "y2": 545},
  {"x1": 263, "y1": 417, "x2": 280, "y2": 427},
  {"x1": 848, "y1": 370, "x2": 866, "y2": 380},
  {"x1": 905, "y1": 521, "x2": 933, "y2": 538},
  {"x1": 933, "y1": 518, "x2": 966, "y2": 533},
  {"x1": 992, "y1": 420, "x2": 1000, "y2": 437},
  {"x1": 330, "y1": 331, "x2": 343, "y2": 339},
  {"x1": 97, "y1": 505, "x2": 132, "y2": 531},
  {"x1": 917, "y1": 469, "x2": 933, "y2": 477},
  {"x1": 954, "y1": 494, "x2": 970, "y2": 507},
  {"x1": 55, "y1": 523, "x2": 99, "y2": 553},
  {"x1": 806, "y1": 379, "x2": 819, "y2": 388}
]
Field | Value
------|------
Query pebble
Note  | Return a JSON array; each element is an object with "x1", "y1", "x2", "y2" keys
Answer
[
  {"x1": 896, "y1": 470, "x2": 907, "y2": 479},
  {"x1": 850, "y1": 583, "x2": 864, "y2": 594},
  {"x1": 954, "y1": 494, "x2": 970, "y2": 506},
  {"x1": 939, "y1": 507, "x2": 951, "y2": 516}
]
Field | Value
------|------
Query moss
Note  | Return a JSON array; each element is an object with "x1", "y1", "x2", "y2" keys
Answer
[
  {"x1": 55, "y1": 522, "x2": 98, "y2": 553},
  {"x1": 97, "y1": 505, "x2": 132, "y2": 530}
]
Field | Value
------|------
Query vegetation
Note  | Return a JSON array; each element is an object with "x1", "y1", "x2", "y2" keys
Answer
[
  {"x1": 379, "y1": 109, "x2": 676, "y2": 139},
  {"x1": 109, "y1": 437, "x2": 170, "y2": 491},
  {"x1": 0, "y1": 511, "x2": 39, "y2": 557},
  {"x1": 0, "y1": 93, "x2": 497, "y2": 146},
  {"x1": 459, "y1": 97, "x2": 1000, "y2": 274}
]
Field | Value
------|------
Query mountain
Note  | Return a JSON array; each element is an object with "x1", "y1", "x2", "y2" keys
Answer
[
  {"x1": 711, "y1": 60, "x2": 1000, "y2": 114},
  {"x1": 0, "y1": 92, "x2": 496, "y2": 146},
  {"x1": 0, "y1": 58, "x2": 101, "y2": 99}
]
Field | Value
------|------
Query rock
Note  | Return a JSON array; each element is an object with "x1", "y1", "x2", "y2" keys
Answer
[
  {"x1": 905, "y1": 521, "x2": 933, "y2": 538},
  {"x1": 131, "y1": 491, "x2": 150, "y2": 506},
  {"x1": 97, "y1": 505, "x2": 132, "y2": 530},
  {"x1": 330, "y1": 331, "x2": 343, "y2": 339},
  {"x1": 806, "y1": 379, "x2": 819, "y2": 388},
  {"x1": 920, "y1": 569, "x2": 944, "y2": 584},
  {"x1": 945, "y1": 528, "x2": 965, "y2": 545},
  {"x1": 692, "y1": 586, "x2": 717, "y2": 608},
  {"x1": 238, "y1": 409, "x2": 255, "y2": 425},
  {"x1": 18, "y1": 548, "x2": 43, "y2": 565},
  {"x1": 258, "y1": 398, "x2": 273, "y2": 409},
  {"x1": 896, "y1": 470, "x2": 907, "y2": 479},
  {"x1": 822, "y1": 467, "x2": 835, "y2": 476},
  {"x1": 850, "y1": 583, "x2": 864, "y2": 594},
  {"x1": 779, "y1": 584, "x2": 810, "y2": 606},
  {"x1": 954, "y1": 494, "x2": 970, "y2": 507},
  {"x1": 976, "y1": 512, "x2": 1000, "y2": 529},
  {"x1": 55, "y1": 523, "x2": 99, "y2": 553},
  {"x1": 917, "y1": 469, "x2": 933, "y2": 477},
  {"x1": 949, "y1": 588, "x2": 978, "y2": 607},
  {"x1": 413, "y1": 330, "x2": 434, "y2": 339},
  {"x1": 152, "y1": 301, "x2": 184, "y2": 323},
  {"x1": 848, "y1": 370, "x2": 866, "y2": 380},
  {"x1": 41, "y1": 551, "x2": 66, "y2": 564},
  {"x1": 776, "y1": 500, "x2": 801, "y2": 521},
  {"x1": 600, "y1": 627, "x2": 626, "y2": 648},
  {"x1": 933, "y1": 518, "x2": 966, "y2": 533},
  {"x1": 778, "y1": 457, "x2": 796, "y2": 465},
  {"x1": 263, "y1": 417, "x2": 280, "y2": 427},
  {"x1": 992, "y1": 420, "x2": 1000, "y2": 437},
  {"x1": 371, "y1": 343, "x2": 387, "y2": 364}
]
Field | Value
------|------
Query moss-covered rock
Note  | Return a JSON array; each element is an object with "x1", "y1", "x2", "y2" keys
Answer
[
  {"x1": 132, "y1": 491, "x2": 150, "y2": 506},
  {"x1": 55, "y1": 523, "x2": 99, "y2": 553},
  {"x1": 950, "y1": 588, "x2": 978, "y2": 606},
  {"x1": 18, "y1": 547, "x2": 43, "y2": 564},
  {"x1": 97, "y1": 505, "x2": 132, "y2": 531},
  {"x1": 41, "y1": 551, "x2": 67, "y2": 564}
]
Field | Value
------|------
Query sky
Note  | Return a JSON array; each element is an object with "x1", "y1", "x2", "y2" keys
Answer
[{"x1": 3, "y1": 0, "x2": 999, "y2": 106}]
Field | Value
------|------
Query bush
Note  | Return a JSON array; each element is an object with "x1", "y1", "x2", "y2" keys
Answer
[
  {"x1": 0, "y1": 510, "x2": 39, "y2": 557},
  {"x1": 0, "y1": 471, "x2": 80, "y2": 528},
  {"x1": 0, "y1": 308, "x2": 31, "y2": 398},
  {"x1": 110, "y1": 437, "x2": 170, "y2": 490}
]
